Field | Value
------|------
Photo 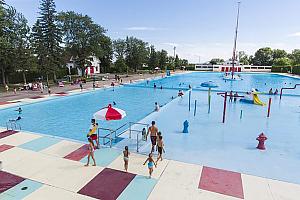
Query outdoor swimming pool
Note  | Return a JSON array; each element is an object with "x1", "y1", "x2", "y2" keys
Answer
[
  {"x1": 0, "y1": 72, "x2": 299, "y2": 142},
  {"x1": 1, "y1": 72, "x2": 300, "y2": 184}
]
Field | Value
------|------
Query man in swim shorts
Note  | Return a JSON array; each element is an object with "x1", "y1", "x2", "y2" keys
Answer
[{"x1": 147, "y1": 121, "x2": 158, "y2": 152}]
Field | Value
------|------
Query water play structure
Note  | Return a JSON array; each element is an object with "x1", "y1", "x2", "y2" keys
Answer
[
  {"x1": 200, "y1": 81, "x2": 219, "y2": 88},
  {"x1": 240, "y1": 89, "x2": 266, "y2": 106}
]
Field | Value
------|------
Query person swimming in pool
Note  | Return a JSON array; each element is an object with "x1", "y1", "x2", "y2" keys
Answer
[
  {"x1": 15, "y1": 107, "x2": 22, "y2": 114},
  {"x1": 143, "y1": 153, "x2": 157, "y2": 178},
  {"x1": 147, "y1": 121, "x2": 158, "y2": 152}
]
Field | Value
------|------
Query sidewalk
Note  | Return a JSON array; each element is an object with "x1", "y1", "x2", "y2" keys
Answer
[{"x1": 1, "y1": 128, "x2": 300, "y2": 200}]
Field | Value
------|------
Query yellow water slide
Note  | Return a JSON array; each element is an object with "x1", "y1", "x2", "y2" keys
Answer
[{"x1": 253, "y1": 94, "x2": 266, "y2": 106}]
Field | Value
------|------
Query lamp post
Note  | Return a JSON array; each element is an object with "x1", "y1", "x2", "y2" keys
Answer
[{"x1": 173, "y1": 46, "x2": 176, "y2": 71}]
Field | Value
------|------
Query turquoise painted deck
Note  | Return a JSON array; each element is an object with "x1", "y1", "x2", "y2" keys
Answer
[
  {"x1": 80, "y1": 147, "x2": 122, "y2": 167},
  {"x1": 19, "y1": 136, "x2": 61, "y2": 152},
  {"x1": 0, "y1": 179, "x2": 43, "y2": 200},
  {"x1": 117, "y1": 175, "x2": 157, "y2": 200}
]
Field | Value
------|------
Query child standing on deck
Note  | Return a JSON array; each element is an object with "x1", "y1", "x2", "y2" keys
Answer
[
  {"x1": 85, "y1": 138, "x2": 96, "y2": 166},
  {"x1": 123, "y1": 146, "x2": 130, "y2": 172},
  {"x1": 143, "y1": 153, "x2": 157, "y2": 178},
  {"x1": 156, "y1": 135, "x2": 165, "y2": 164}
]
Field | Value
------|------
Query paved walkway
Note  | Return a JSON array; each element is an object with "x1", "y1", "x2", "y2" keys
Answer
[
  {"x1": 0, "y1": 73, "x2": 164, "y2": 102},
  {"x1": 1, "y1": 128, "x2": 300, "y2": 200}
]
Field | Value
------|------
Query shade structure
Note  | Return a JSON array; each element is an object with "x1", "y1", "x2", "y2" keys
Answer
[{"x1": 93, "y1": 104, "x2": 126, "y2": 121}]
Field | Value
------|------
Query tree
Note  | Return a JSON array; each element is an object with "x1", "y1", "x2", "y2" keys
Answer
[
  {"x1": 97, "y1": 35, "x2": 113, "y2": 73},
  {"x1": 252, "y1": 47, "x2": 273, "y2": 66},
  {"x1": 113, "y1": 39, "x2": 126, "y2": 59},
  {"x1": 273, "y1": 57, "x2": 291, "y2": 66},
  {"x1": 114, "y1": 58, "x2": 128, "y2": 73},
  {"x1": 34, "y1": 0, "x2": 62, "y2": 84},
  {"x1": 272, "y1": 49, "x2": 287, "y2": 60},
  {"x1": 180, "y1": 59, "x2": 188, "y2": 66},
  {"x1": 148, "y1": 45, "x2": 159, "y2": 70},
  {"x1": 125, "y1": 36, "x2": 149, "y2": 72},
  {"x1": 209, "y1": 58, "x2": 224, "y2": 65},
  {"x1": 158, "y1": 50, "x2": 168, "y2": 70},
  {"x1": 290, "y1": 49, "x2": 300, "y2": 66},
  {"x1": 58, "y1": 11, "x2": 106, "y2": 76},
  {"x1": 174, "y1": 54, "x2": 180, "y2": 69},
  {"x1": 238, "y1": 51, "x2": 249, "y2": 65}
]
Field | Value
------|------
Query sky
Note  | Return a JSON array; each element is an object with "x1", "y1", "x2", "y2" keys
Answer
[{"x1": 6, "y1": 0, "x2": 300, "y2": 63}]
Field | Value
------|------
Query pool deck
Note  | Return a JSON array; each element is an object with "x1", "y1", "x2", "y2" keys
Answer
[{"x1": 1, "y1": 128, "x2": 300, "y2": 200}]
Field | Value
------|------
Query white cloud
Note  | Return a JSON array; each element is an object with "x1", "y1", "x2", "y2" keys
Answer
[
  {"x1": 288, "y1": 32, "x2": 300, "y2": 37},
  {"x1": 125, "y1": 27, "x2": 158, "y2": 31}
]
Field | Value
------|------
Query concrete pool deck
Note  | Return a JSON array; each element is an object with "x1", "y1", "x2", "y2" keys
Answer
[{"x1": 1, "y1": 128, "x2": 300, "y2": 200}]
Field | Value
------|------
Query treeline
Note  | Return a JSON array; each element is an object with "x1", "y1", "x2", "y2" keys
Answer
[
  {"x1": 0, "y1": 0, "x2": 188, "y2": 85},
  {"x1": 209, "y1": 47, "x2": 300, "y2": 67}
]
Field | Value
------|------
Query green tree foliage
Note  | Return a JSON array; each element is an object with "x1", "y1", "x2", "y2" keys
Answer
[
  {"x1": 238, "y1": 51, "x2": 249, "y2": 65},
  {"x1": 158, "y1": 50, "x2": 168, "y2": 70},
  {"x1": 272, "y1": 49, "x2": 287, "y2": 60},
  {"x1": 290, "y1": 49, "x2": 300, "y2": 66},
  {"x1": 58, "y1": 11, "x2": 106, "y2": 76},
  {"x1": 209, "y1": 58, "x2": 224, "y2": 65},
  {"x1": 33, "y1": 0, "x2": 62, "y2": 84},
  {"x1": 252, "y1": 47, "x2": 273, "y2": 66},
  {"x1": 273, "y1": 57, "x2": 291, "y2": 66},
  {"x1": 114, "y1": 58, "x2": 128, "y2": 73},
  {"x1": 174, "y1": 54, "x2": 180, "y2": 68},
  {"x1": 113, "y1": 39, "x2": 126, "y2": 60},
  {"x1": 148, "y1": 45, "x2": 159, "y2": 70},
  {"x1": 125, "y1": 36, "x2": 149, "y2": 72}
]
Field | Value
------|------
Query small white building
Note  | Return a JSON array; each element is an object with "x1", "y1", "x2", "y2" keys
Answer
[
  {"x1": 195, "y1": 59, "x2": 272, "y2": 72},
  {"x1": 66, "y1": 56, "x2": 101, "y2": 76}
]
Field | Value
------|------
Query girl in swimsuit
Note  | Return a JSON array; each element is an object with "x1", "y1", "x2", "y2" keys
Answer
[
  {"x1": 85, "y1": 138, "x2": 96, "y2": 166},
  {"x1": 143, "y1": 153, "x2": 157, "y2": 178},
  {"x1": 123, "y1": 146, "x2": 130, "y2": 172}
]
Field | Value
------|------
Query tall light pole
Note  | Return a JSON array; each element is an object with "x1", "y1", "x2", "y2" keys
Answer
[
  {"x1": 173, "y1": 46, "x2": 176, "y2": 70},
  {"x1": 231, "y1": 1, "x2": 241, "y2": 79}
]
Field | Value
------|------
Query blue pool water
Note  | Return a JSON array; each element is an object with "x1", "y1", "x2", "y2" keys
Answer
[
  {"x1": 0, "y1": 72, "x2": 299, "y2": 142},
  {"x1": 0, "y1": 86, "x2": 176, "y2": 141},
  {"x1": 135, "y1": 72, "x2": 300, "y2": 95}
]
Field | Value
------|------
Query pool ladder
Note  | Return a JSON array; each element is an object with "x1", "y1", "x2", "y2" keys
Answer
[{"x1": 6, "y1": 120, "x2": 21, "y2": 131}]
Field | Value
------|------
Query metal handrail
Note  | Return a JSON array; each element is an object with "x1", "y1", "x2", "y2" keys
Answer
[
  {"x1": 96, "y1": 121, "x2": 150, "y2": 150},
  {"x1": 280, "y1": 84, "x2": 300, "y2": 99},
  {"x1": 6, "y1": 120, "x2": 21, "y2": 131}
]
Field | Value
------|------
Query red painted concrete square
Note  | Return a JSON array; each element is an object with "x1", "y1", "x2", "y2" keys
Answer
[
  {"x1": 0, "y1": 130, "x2": 18, "y2": 139},
  {"x1": 199, "y1": 166, "x2": 244, "y2": 199},
  {"x1": 0, "y1": 102, "x2": 12, "y2": 105},
  {"x1": 78, "y1": 168, "x2": 136, "y2": 200},
  {"x1": 0, "y1": 144, "x2": 14, "y2": 152},
  {"x1": 64, "y1": 144, "x2": 89, "y2": 161},
  {"x1": 0, "y1": 171, "x2": 25, "y2": 193}
]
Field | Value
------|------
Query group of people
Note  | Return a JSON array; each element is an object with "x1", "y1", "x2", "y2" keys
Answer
[
  {"x1": 229, "y1": 91, "x2": 239, "y2": 102},
  {"x1": 268, "y1": 88, "x2": 279, "y2": 95},
  {"x1": 143, "y1": 121, "x2": 165, "y2": 178},
  {"x1": 84, "y1": 119, "x2": 165, "y2": 179}
]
